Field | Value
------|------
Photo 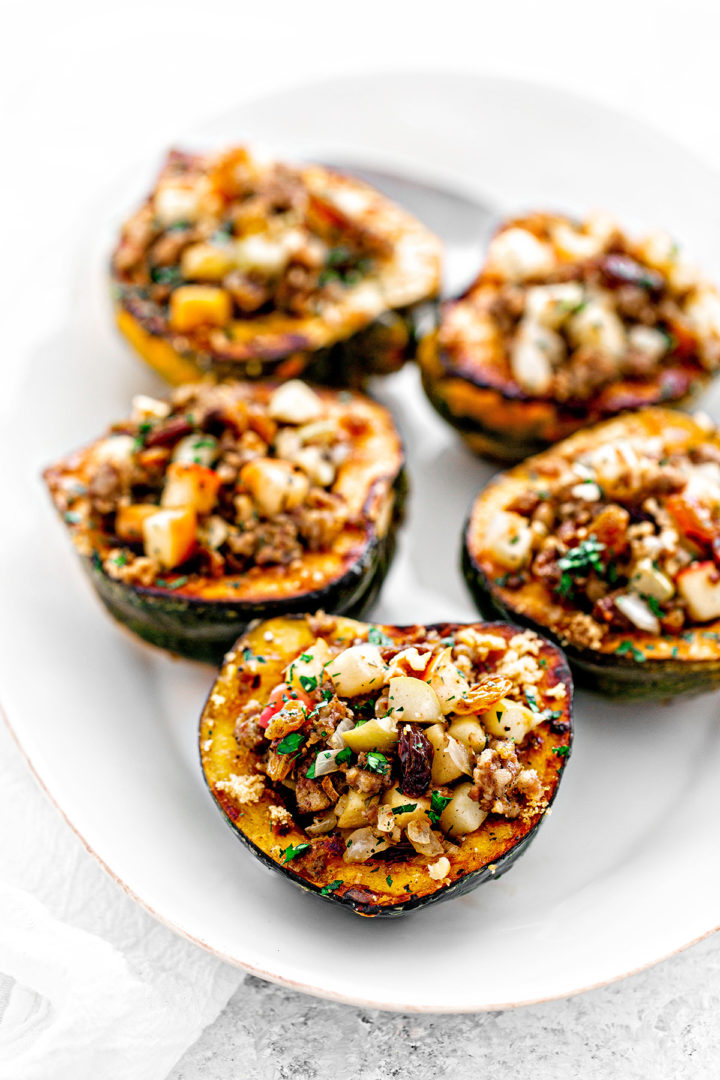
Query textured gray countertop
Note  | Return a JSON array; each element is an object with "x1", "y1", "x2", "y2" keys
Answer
[{"x1": 170, "y1": 934, "x2": 720, "y2": 1079}]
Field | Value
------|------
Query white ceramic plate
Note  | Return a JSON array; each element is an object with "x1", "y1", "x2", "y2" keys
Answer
[{"x1": 5, "y1": 72, "x2": 720, "y2": 1012}]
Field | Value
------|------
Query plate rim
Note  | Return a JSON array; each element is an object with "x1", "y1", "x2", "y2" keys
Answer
[{"x1": 8, "y1": 67, "x2": 720, "y2": 1013}]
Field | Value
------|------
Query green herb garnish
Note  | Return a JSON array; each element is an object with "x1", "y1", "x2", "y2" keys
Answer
[
  {"x1": 615, "y1": 640, "x2": 647, "y2": 663},
  {"x1": 276, "y1": 731, "x2": 305, "y2": 755},
  {"x1": 365, "y1": 751, "x2": 389, "y2": 775},
  {"x1": 427, "y1": 790, "x2": 451, "y2": 825},
  {"x1": 368, "y1": 626, "x2": 394, "y2": 647},
  {"x1": 321, "y1": 879, "x2": 343, "y2": 895},
  {"x1": 552, "y1": 746, "x2": 570, "y2": 758},
  {"x1": 282, "y1": 842, "x2": 310, "y2": 864},
  {"x1": 392, "y1": 803, "x2": 417, "y2": 815}
]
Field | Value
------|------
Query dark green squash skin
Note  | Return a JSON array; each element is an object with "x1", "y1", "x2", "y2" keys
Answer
[
  {"x1": 200, "y1": 617, "x2": 573, "y2": 917},
  {"x1": 82, "y1": 469, "x2": 406, "y2": 665},
  {"x1": 211, "y1": 781, "x2": 565, "y2": 917},
  {"x1": 462, "y1": 535, "x2": 720, "y2": 701}
]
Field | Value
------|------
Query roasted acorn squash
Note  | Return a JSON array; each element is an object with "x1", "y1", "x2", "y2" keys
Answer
[
  {"x1": 200, "y1": 614, "x2": 573, "y2": 916},
  {"x1": 463, "y1": 407, "x2": 720, "y2": 698},
  {"x1": 419, "y1": 212, "x2": 720, "y2": 461},
  {"x1": 111, "y1": 147, "x2": 442, "y2": 386},
  {"x1": 44, "y1": 381, "x2": 405, "y2": 663}
]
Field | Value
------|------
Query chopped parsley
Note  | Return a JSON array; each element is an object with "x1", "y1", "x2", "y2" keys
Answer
[
  {"x1": 615, "y1": 640, "x2": 647, "y2": 663},
  {"x1": 644, "y1": 595, "x2": 663, "y2": 618},
  {"x1": 321, "y1": 879, "x2": 343, "y2": 895},
  {"x1": 63, "y1": 511, "x2": 82, "y2": 524},
  {"x1": 299, "y1": 674, "x2": 318, "y2": 693},
  {"x1": 386, "y1": 875, "x2": 393, "y2": 888},
  {"x1": 367, "y1": 626, "x2": 394, "y2": 647},
  {"x1": 150, "y1": 265, "x2": 183, "y2": 285},
  {"x1": 242, "y1": 648, "x2": 266, "y2": 664},
  {"x1": 276, "y1": 731, "x2": 305, "y2": 755},
  {"x1": 392, "y1": 803, "x2": 418, "y2": 815},
  {"x1": 552, "y1": 746, "x2": 570, "y2": 758},
  {"x1": 282, "y1": 842, "x2": 310, "y2": 864},
  {"x1": 427, "y1": 790, "x2": 451, "y2": 825},
  {"x1": 556, "y1": 536, "x2": 606, "y2": 598},
  {"x1": 111, "y1": 551, "x2": 128, "y2": 567},
  {"x1": 155, "y1": 576, "x2": 189, "y2": 590},
  {"x1": 300, "y1": 653, "x2": 313, "y2": 662},
  {"x1": 364, "y1": 751, "x2": 389, "y2": 775}
]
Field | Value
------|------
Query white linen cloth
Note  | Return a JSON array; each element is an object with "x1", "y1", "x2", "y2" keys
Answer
[{"x1": 0, "y1": 722, "x2": 241, "y2": 1079}]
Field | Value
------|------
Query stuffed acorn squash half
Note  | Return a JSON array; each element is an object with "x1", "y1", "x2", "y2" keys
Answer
[
  {"x1": 111, "y1": 146, "x2": 442, "y2": 386},
  {"x1": 419, "y1": 211, "x2": 720, "y2": 461},
  {"x1": 44, "y1": 380, "x2": 404, "y2": 663},
  {"x1": 464, "y1": 407, "x2": 720, "y2": 699},
  {"x1": 200, "y1": 614, "x2": 573, "y2": 916}
]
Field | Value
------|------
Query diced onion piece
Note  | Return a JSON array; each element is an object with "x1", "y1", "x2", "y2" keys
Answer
[
  {"x1": 439, "y1": 783, "x2": 487, "y2": 837},
  {"x1": 342, "y1": 826, "x2": 389, "y2": 863},
  {"x1": 427, "y1": 856, "x2": 451, "y2": 881},
  {"x1": 570, "y1": 481, "x2": 602, "y2": 502},
  {"x1": 268, "y1": 380, "x2": 323, "y2": 424},
  {"x1": 630, "y1": 557, "x2": 675, "y2": 602},
  {"x1": 614, "y1": 593, "x2": 661, "y2": 635},
  {"x1": 161, "y1": 462, "x2": 221, "y2": 515},
  {"x1": 326, "y1": 644, "x2": 388, "y2": 698},
  {"x1": 387, "y1": 677, "x2": 443, "y2": 725},
  {"x1": 239, "y1": 457, "x2": 310, "y2": 516},
  {"x1": 310, "y1": 748, "x2": 346, "y2": 778},
  {"x1": 380, "y1": 785, "x2": 431, "y2": 828},
  {"x1": 486, "y1": 228, "x2": 555, "y2": 282},
  {"x1": 142, "y1": 507, "x2": 196, "y2": 569},
  {"x1": 286, "y1": 638, "x2": 333, "y2": 695},
  {"x1": 341, "y1": 716, "x2": 399, "y2": 753},
  {"x1": 115, "y1": 504, "x2": 160, "y2": 543},
  {"x1": 677, "y1": 562, "x2": 720, "y2": 622},
  {"x1": 484, "y1": 510, "x2": 533, "y2": 570},
  {"x1": 169, "y1": 286, "x2": 231, "y2": 332},
  {"x1": 171, "y1": 434, "x2": 219, "y2": 467},
  {"x1": 481, "y1": 697, "x2": 538, "y2": 743}
]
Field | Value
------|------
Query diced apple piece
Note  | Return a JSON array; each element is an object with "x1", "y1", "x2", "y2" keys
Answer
[
  {"x1": 335, "y1": 790, "x2": 376, "y2": 829},
  {"x1": 486, "y1": 228, "x2": 555, "y2": 281},
  {"x1": 171, "y1": 434, "x2": 219, "y2": 467},
  {"x1": 326, "y1": 644, "x2": 388, "y2": 698},
  {"x1": 115, "y1": 503, "x2": 160, "y2": 543},
  {"x1": 92, "y1": 435, "x2": 136, "y2": 467},
  {"x1": 169, "y1": 285, "x2": 231, "y2": 332},
  {"x1": 568, "y1": 298, "x2": 626, "y2": 359},
  {"x1": 181, "y1": 242, "x2": 236, "y2": 282},
  {"x1": 142, "y1": 507, "x2": 196, "y2": 569},
  {"x1": 425, "y1": 723, "x2": 473, "y2": 785},
  {"x1": 239, "y1": 457, "x2": 310, "y2": 516},
  {"x1": 425, "y1": 648, "x2": 470, "y2": 714},
  {"x1": 387, "y1": 677, "x2": 443, "y2": 725},
  {"x1": 439, "y1": 782, "x2": 487, "y2": 837},
  {"x1": 380, "y1": 785, "x2": 431, "y2": 828},
  {"x1": 481, "y1": 697, "x2": 538, "y2": 743},
  {"x1": 131, "y1": 395, "x2": 171, "y2": 423},
  {"x1": 484, "y1": 510, "x2": 533, "y2": 570},
  {"x1": 342, "y1": 716, "x2": 399, "y2": 753},
  {"x1": 677, "y1": 562, "x2": 720, "y2": 622},
  {"x1": 161, "y1": 462, "x2": 221, "y2": 515},
  {"x1": 286, "y1": 639, "x2": 333, "y2": 695},
  {"x1": 510, "y1": 320, "x2": 563, "y2": 395},
  {"x1": 447, "y1": 716, "x2": 487, "y2": 753}
]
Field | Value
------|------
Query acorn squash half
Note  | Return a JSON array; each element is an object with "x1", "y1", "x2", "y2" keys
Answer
[
  {"x1": 111, "y1": 147, "x2": 442, "y2": 386},
  {"x1": 200, "y1": 614, "x2": 573, "y2": 917},
  {"x1": 43, "y1": 381, "x2": 405, "y2": 664},
  {"x1": 463, "y1": 407, "x2": 720, "y2": 698},
  {"x1": 419, "y1": 212, "x2": 720, "y2": 462}
]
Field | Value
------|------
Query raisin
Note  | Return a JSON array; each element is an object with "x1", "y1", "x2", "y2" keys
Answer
[
  {"x1": 398, "y1": 724, "x2": 432, "y2": 798},
  {"x1": 144, "y1": 416, "x2": 194, "y2": 447}
]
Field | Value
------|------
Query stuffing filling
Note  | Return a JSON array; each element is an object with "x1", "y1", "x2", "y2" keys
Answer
[
  {"x1": 232, "y1": 622, "x2": 567, "y2": 866},
  {"x1": 112, "y1": 146, "x2": 415, "y2": 344},
  {"x1": 48, "y1": 380, "x2": 358, "y2": 586},
  {"x1": 440, "y1": 212, "x2": 720, "y2": 403},
  {"x1": 483, "y1": 419, "x2": 720, "y2": 641}
]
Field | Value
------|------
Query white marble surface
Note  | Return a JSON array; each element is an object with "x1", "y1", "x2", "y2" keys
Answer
[{"x1": 6, "y1": 0, "x2": 720, "y2": 1075}]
